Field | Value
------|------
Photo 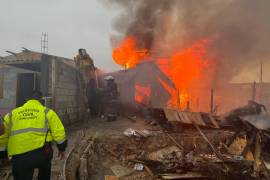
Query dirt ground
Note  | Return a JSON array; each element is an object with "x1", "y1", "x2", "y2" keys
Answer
[
  {"x1": 0, "y1": 116, "x2": 147, "y2": 180},
  {"x1": 0, "y1": 116, "x2": 254, "y2": 180},
  {"x1": 52, "y1": 116, "x2": 150, "y2": 179},
  {"x1": 60, "y1": 116, "x2": 243, "y2": 180}
]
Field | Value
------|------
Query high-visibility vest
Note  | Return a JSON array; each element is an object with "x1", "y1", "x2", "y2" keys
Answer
[{"x1": 0, "y1": 100, "x2": 66, "y2": 156}]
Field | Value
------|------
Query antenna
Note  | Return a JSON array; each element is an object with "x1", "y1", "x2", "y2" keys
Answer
[{"x1": 41, "y1": 32, "x2": 48, "y2": 54}]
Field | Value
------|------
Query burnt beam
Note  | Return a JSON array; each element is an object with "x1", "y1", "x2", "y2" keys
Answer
[
  {"x1": 21, "y1": 47, "x2": 31, "y2": 52},
  {"x1": 6, "y1": 50, "x2": 17, "y2": 56}
]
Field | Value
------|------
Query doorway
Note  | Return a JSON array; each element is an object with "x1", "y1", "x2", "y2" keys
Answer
[{"x1": 16, "y1": 73, "x2": 40, "y2": 107}]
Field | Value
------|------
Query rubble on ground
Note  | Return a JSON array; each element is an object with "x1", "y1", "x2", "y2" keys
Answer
[
  {"x1": 61, "y1": 102, "x2": 270, "y2": 179},
  {"x1": 63, "y1": 127, "x2": 257, "y2": 179}
]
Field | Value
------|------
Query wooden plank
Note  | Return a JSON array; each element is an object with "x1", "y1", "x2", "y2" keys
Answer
[
  {"x1": 173, "y1": 110, "x2": 181, "y2": 122},
  {"x1": 110, "y1": 165, "x2": 133, "y2": 177},
  {"x1": 194, "y1": 113, "x2": 207, "y2": 126},
  {"x1": 192, "y1": 122, "x2": 225, "y2": 162},
  {"x1": 144, "y1": 165, "x2": 154, "y2": 177},
  {"x1": 177, "y1": 111, "x2": 187, "y2": 123},
  {"x1": 208, "y1": 114, "x2": 220, "y2": 128},
  {"x1": 187, "y1": 112, "x2": 206, "y2": 126},
  {"x1": 164, "y1": 109, "x2": 180, "y2": 122},
  {"x1": 160, "y1": 172, "x2": 205, "y2": 179},
  {"x1": 165, "y1": 133, "x2": 184, "y2": 150},
  {"x1": 180, "y1": 111, "x2": 192, "y2": 124},
  {"x1": 105, "y1": 175, "x2": 119, "y2": 180}
]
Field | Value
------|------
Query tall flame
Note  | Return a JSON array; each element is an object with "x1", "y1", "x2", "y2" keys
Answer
[
  {"x1": 112, "y1": 37, "x2": 149, "y2": 68},
  {"x1": 112, "y1": 36, "x2": 215, "y2": 111},
  {"x1": 171, "y1": 41, "x2": 207, "y2": 90},
  {"x1": 168, "y1": 39, "x2": 214, "y2": 110}
]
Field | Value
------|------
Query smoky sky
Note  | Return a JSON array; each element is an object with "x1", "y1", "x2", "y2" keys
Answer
[
  {"x1": 0, "y1": 0, "x2": 120, "y2": 71},
  {"x1": 103, "y1": 0, "x2": 270, "y2": 84}
]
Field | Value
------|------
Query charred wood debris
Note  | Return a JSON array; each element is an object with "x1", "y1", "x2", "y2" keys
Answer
[{"x1": 64, "y1": 101, "x2": 270, "y2": 180}]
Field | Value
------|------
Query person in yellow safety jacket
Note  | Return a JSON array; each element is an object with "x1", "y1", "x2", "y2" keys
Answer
[{"x1": 0, "y1": 91, "x2": 67, "y2": 180}]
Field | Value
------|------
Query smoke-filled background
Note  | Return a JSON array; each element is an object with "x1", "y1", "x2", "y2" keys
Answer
[
  {"x1": 102, "y1": 0, "x2": 270, "y2": 85},
  {"x1": 101, "y1": 0, "x2": 270, "y2": 112}
]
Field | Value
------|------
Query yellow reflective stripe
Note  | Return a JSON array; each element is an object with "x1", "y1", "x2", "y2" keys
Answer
[
  {"x1": 56, "y1": 138, "x2": 66, "y2": 144},
  {"x1": 9, "y1": 108, "x2": 51, "y2": 137},
  {"x1": 10, "y1": 128, "x2": 48, "y2": 136}
]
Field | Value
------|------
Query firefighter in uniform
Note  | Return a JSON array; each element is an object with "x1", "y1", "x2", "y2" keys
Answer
[
  {"x1": 104, "y1": 76, "x2": 118, "y2": 101},
  {"x1": 74, "y1": 49, "x2": 99, "y2": 116},
  {"x1": 103, "y1": 76, "x2": 119, "y2": 121},
  {"x1": 0, "y1": 91, "x2": 67, "y2": 180},
  {"x1": 74, "y1": 48, "x2": 96, "y2": 87}
]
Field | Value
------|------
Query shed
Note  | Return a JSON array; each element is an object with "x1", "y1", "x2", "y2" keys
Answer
[
  {"x1": 0, "y1": 50, "x2": 84, "y2": 124},
  {"x1": 104, "y1": 61, "x2": 174, "y2": 109}
]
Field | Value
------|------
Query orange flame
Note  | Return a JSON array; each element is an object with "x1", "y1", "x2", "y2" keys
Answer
[
  {"x1": 135, "y1": 84, "x2": 151, "y2": 105},
  {"x1": 171, "y1": 41, "x2": 207, "y2": 90},
  {"x1": 112, "y1": 37, "x2": 149, "y2": 68},
  {"x1": 112, "y1": 36, "x2": 215, "y2": 110},
  {"x1": 168, "y1": 39, "x2": 214, "y2": 110},
  {"x1": 158, "y1": 77, "x2": 190, "y2": 109}
]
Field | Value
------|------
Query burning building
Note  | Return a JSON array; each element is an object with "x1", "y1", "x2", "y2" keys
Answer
[
  {"x1": 103, "y1": 0, "x2": 270, "y2": 114},
  {"x1": 105, "y1": 60, "x2": 173, "y2": 109}
]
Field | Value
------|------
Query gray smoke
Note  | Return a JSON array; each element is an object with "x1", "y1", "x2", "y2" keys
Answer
[{"x1": 102, "y1": 0, "x2": 270, "y2": 85}]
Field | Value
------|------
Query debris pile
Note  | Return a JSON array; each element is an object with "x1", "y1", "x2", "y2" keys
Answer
[
  {"x1": 63, "y1": 128, "x2": 252, "y2": 180},
  {"x1": 63, "y1": 101, "x2": 270, "y2": 180}
]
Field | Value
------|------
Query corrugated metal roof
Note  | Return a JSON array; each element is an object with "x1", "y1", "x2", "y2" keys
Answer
[
  {"x1": 164, "y1": 109, "x2": 220, "y2": 128},
  {"x1": 0, "y1": 50, "x2": 74, "y2": 65},
  {"x1": 0, "y1": 51, "x2": 42, "y2": 64}
]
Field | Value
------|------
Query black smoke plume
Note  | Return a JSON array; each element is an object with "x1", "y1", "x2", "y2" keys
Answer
[{"x1": 102, "y1": 0, "x2": 270, "y2": 84}]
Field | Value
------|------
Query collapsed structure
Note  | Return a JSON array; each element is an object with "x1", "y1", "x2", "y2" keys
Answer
[{"x1": 62, "y1": 100, "x2": 270, "y2": 180}]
